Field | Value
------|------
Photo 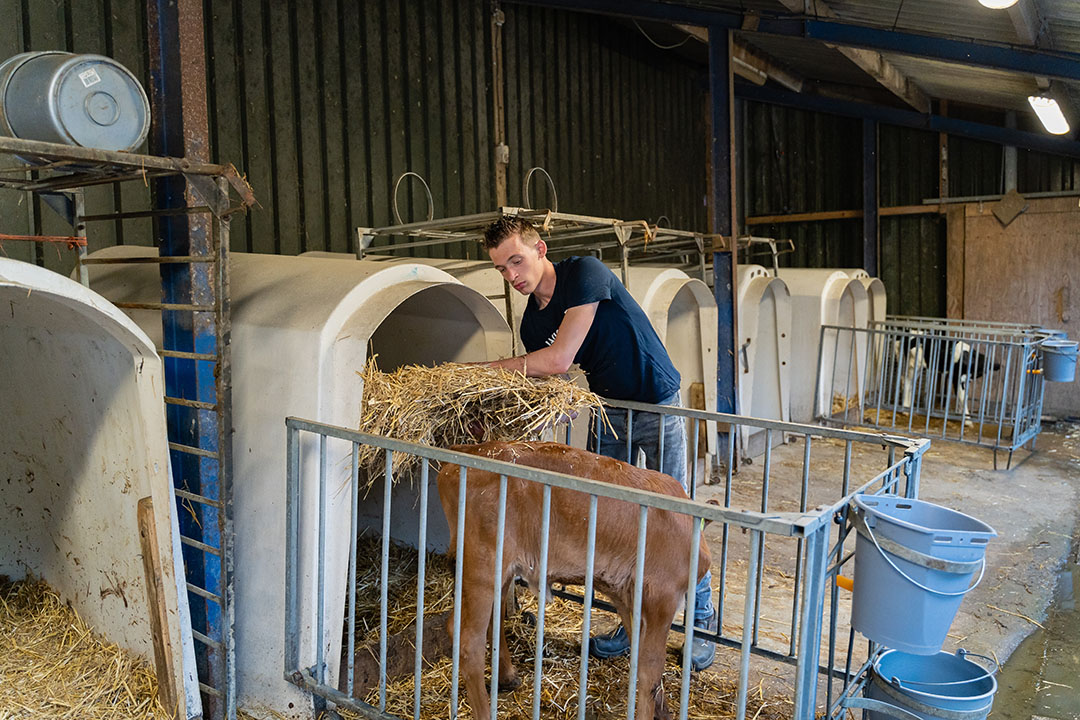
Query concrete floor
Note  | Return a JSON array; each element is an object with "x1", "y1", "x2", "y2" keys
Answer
[
  {"x1": 912, "y1": 420, "x2": 1080, "y2": 666},
  {"x1": 686, "y1": 418, "x2": 1080, "y2": 715}
]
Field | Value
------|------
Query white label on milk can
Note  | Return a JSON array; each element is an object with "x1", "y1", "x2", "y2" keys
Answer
[{"x1": 79, "y1": 68, "x2": 102, "y2": 88}]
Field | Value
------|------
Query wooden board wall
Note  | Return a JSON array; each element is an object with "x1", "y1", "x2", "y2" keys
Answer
[{"x1": 954, "y1": 196, "x2": 1080, "y2": 415}]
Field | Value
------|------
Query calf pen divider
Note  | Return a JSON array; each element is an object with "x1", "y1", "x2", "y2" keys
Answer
[
  {"x1": 283, "y1": 406, "x2": 928, "y2": 720},
  {"x1": 815, "y1": 318, "x2": 1049, "y2": 468}
]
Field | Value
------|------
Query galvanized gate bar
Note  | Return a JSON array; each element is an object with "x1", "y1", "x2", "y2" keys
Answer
[
  {"x1": 531, "y1": 485, "x2": 552, "y2": 720},
  {"x1": 412, "y1": 461, "x2": 429, "y2": 720},
  {"x1": 576, "y1": 495, "x2": 599, "y2": 720},
  {"x1": 679, "y1": 519, "x2": 704, "y2": 720},
  {"x1": 450, "y1": 467, "x2": 468, "y2": 720},
  {"x1": 816, "y1": 320, "x2": 1047, "y2": 463},
  {"x1": 489, "y1": 475, "x2": 509, "y2": 720},
  {"x1": 283, "y1": 401, "x2": 928, "y2": 720},
  {"x1": 348, "y1": 444, "x2": 360, "y2": 697}
]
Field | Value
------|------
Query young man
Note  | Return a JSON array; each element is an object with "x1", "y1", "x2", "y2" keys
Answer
[{"x1": 480, "y1": 215, "x2": 716, "y2": 671}]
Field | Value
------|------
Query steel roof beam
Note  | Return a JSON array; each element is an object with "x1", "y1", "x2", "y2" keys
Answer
[
  {"x1": 772, "y1": 0, "x2": 929, "y2": 113},
  {"x1": 508, "y1": 0, "x2": 1080, "y2": 83},
  {"x1": 738, "y1": 81, "x2": 1080, "y2": 158},
  {"x1": 793, "y1": 18, "x2": 1080, "y2": 84},
  {"x1": 675, "y1": 23, "x2": 806, "y2": 92}
]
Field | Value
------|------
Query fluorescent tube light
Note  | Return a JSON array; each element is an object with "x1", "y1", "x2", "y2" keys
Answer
[
  {"x1": 1028, "y1": 96, "x2": 1071, "y2": 135},
  {"x1": 978, "y1": 0, "x2": 1018, "y2": 8}
]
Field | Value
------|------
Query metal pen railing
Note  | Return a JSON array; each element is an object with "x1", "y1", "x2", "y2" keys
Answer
[
  {"x1": 283, "y1": 403, "x2": 927, "y2": 720},
  {"x1": 816, "y1": 318, "x2": 1047, "y2": 468}
]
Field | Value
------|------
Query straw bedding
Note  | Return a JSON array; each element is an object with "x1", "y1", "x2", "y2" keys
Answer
[
  {"x1": 356, "y1": 360, "x2": 608, "y2": 477},
  {"x1": 340, "y1": 537, "x2": 791, "y2": 720},
  {"x1": 0, "y1": 576, "x2": 170, "y2": 719}
]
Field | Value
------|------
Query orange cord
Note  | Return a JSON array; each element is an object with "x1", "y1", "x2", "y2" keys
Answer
[{"x1": 0, "y1": 232, "x2": 87, "y2": 250}]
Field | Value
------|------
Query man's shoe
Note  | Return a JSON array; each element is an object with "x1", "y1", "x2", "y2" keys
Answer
[
  {"x1": 588, "y1": 625, "x2": 631, "y2": 659},
  {"x1": 686, "y1": 615, "x2": 717, "y2": 671}
]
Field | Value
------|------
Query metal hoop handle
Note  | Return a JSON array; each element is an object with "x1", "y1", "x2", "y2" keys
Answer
[
  {"x1": 855, "y1": 506, "x2": 987, "y2": 598},
  {"x1": 392, "y1": 171, "x2": 435, "y2": 225},
  {"x1": 522, "y1": 167, "x2": 558, "y2": 213}
]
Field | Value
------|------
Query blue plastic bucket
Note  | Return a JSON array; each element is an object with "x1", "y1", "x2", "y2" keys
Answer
[
  {"x1": 1042, "y1": 339, "x2": 1078, "y2": 382},
  {"x1": 864, "y1": 649, "x2": 997, "y2": 720},
  {"x1": 851, "y1": 495, "x2": 996, "y2": 654}
]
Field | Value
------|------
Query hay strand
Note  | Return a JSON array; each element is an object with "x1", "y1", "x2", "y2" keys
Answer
[{"x1": 0, "y1": 577, "x2": 172, "y2": 719}]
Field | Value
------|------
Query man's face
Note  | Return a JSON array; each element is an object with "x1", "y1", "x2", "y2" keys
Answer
[{"x1": 488, "y1": 232, "x2": 545, "y2": 295}]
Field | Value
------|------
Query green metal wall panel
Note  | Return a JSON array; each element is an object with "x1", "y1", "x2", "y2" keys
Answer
[
  {"x1": 204, "y1": 0, "x2": 494, "y2": 257},
  {"x1": 201, "y1": 0, "x2": 708, "y2": 258},
  {"x1": 948, "y1": 135, "x2": 1003, "y2": 198},
  {"x1": 1018, "y1": 149, "x2": 1080, "y2": 193},
  {"x1": 501, "y1": 5, "x2": 707, "y2": 230},
  {"x1": 879, "y1": 124, "x2": 945, "y2": 316},
  {"x1": 2, "y1": 1, "x2": 707, "y2": 268},
  {"x1": 744, "y1": 101, "x2": 864, "y2": 270},
  {"x1": 744, "y1": 105, "x2": 991, "y2": 318}
]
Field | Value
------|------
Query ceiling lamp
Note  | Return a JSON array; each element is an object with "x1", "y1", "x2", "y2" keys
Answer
[
  {"x1": 978, "y1": 0, "x2": 1018, "y2": 8},
  {"x1": 1028, "y1": 96, "x2": 1071, "y2": 135}
]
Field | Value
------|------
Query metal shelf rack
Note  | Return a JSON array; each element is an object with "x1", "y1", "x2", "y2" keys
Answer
[{"x1": 0, "y1": 135, "x2": 255, "y2": 719}]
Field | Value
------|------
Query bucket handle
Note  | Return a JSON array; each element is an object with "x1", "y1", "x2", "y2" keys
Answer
[
  {"x1": 852, "y1": 506, "x2": 987, "y2": 598},
  {"x1": 890, "y1": 649, "x2": 999, "y2": 690}
]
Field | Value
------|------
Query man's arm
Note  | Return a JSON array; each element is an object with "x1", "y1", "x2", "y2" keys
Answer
[{"x1": 488, "y1": 302, "x2": 598, "y2": 377}]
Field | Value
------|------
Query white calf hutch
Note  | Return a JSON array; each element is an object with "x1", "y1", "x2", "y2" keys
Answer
[
  {"x1": 83, "y1": 248, "x2": 513, "y2": 717},
  {"x1": 617, "y1": 265, "x2": 719, "y2": 457},
  {"x1": 842, "y1": 269, "x2": 887, "y2": 325},
  {"x1": 736, "y1": 264, "x2": 793, "y2": 458},
  {"x1": 0, "y1": 258, "x2": 201, "y2": 718},
  {"x1": 777, "y1": 269, "x2": 870, "y2": 423},
  {"x1": 309, "y1": 229, "x2": 720, "y2": 466}
]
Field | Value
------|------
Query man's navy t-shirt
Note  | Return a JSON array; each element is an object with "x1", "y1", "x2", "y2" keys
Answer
[{"x1": 519, "y1": 256, "x2": 680, "y2": 403}]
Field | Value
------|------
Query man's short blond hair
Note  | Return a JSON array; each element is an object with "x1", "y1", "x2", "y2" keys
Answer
[{"x1": 482, "y1": 216, "x2": 541, "y2": 250}]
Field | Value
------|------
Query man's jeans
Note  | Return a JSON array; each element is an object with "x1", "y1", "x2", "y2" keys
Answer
[{"x1": 589, "y1": 390, "x2": 714, "y2": 625}]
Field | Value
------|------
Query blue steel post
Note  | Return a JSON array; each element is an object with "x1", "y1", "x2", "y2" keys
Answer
[
  {"x1": 863, "y1": 120, "x2": 878, "y2": 276},
  {"x1": 710, "y1": 26, "x2": 738, "y2": 429},
  {"x1": 147, "y1": 0, "x2": 231, "y2": 715}
]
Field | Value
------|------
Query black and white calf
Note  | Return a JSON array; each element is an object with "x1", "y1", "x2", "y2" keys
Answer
[{"x1": 899, "y1": 332, "x2": 1000, "y2": 422}]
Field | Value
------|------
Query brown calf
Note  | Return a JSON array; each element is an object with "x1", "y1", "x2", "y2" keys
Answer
[{"x1": 436, "y1": 441, "x2": 711, "y2": 720}]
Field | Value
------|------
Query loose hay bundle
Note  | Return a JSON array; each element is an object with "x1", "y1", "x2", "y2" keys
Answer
[
  {"x1": 0, "y1": 577, "x2": 172, "y2": 719},
  {"x1": 357, "y1": 360, "x2": 609, "y2": 477}
]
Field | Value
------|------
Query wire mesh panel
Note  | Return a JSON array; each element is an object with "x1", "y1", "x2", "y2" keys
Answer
[
  {"x1": 283, "y1": 403, "x2": 927, "y2": 720},
  {"x1": 816, "y1": 317, "x2": 1048, "y2": 468}
]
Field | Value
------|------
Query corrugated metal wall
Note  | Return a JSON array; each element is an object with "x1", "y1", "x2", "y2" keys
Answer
[
  {"x1": 1019, "y1": 148, "x2": 1080, "y2": 192},
  {"x1": 205, "y1": 0, "x2": 495, "y2": 258},
  {"x1": 742, "y1": 104, "x2": 947, "y2": 316},
  {"x1": 879, "y1": 124, "x2": 945, "y2": 316},
  {"x1": 741, "y1": 101, "x2": 1080, "y2": 318},
  {"x1": 501, "y1": 5, "x2": 708, "y2": 230},
  {"x1": 209, "y1": 0, "x2": 708, "y2": 256},
  {"x1": 1, "y1": 1, "x2": 706, "y2": 272},
  {"x1": 203, "y1": 0, "x2": 707, "y2": 259},
  {"x1": 1, "y1": 1, "x2": 1074, "y2": 300},
  {"x1": 742, "y1": 101, "x2": 865, "y2": 268}
]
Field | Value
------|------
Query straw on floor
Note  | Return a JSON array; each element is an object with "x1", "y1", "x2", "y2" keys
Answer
[
  {"x1": 356, "y1": 360, "x2": 608, "y2": 478},
  {"x1": 340, "y1": 537, "x2": 791, "y2": 720},
  {"x1": 0, "y1": 576, "x2": 171, "y2": 719}
]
